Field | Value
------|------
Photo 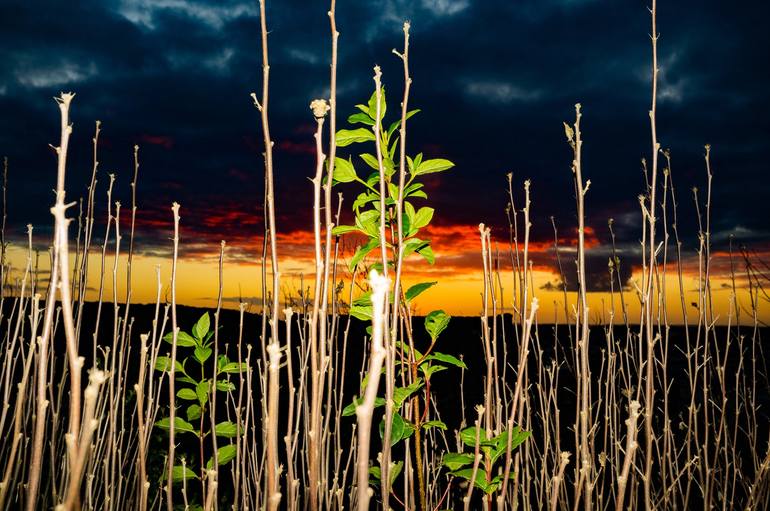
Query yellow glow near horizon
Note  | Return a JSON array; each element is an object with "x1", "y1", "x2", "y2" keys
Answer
[{"x1": 5, "y1": 242, "x2": 767, "y2": 325}]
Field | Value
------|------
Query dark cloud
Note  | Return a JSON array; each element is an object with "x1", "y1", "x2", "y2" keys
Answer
[{"x1": 0, "y1": 0, "x2": 767, "y2": 276}]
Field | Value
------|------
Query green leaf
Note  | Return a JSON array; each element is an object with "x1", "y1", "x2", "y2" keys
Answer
[
  {"x1": 491, "y1": 427, "x2": 531, "y2": 465},
  {"x1": 207, "y1": 444, "x2": 238, "y2": 469},
  {"x1": 425, "y1": 352, "x2": 466, "y2": 369},
  {"x1": 349, "y1": 304, "x2": 373, "y2": 322},
  {"x1": 413, "y1": 207, "x2": 434, "y2": 229},
  {"x1": 367, "y1": 87, "x2": 386, "y2": 121},
  {"x1": 404, "y1": 182, "x2": 424, "y2": 195},
  {"x1": 355, "y1": 212, "x2": 380, "y2": 239},
  {"x1": 216, "y1": 380, "x2": 235, "y2": 392},
  {"x1": 154, "y1": 356, "x2": 183, "y2": 373},
  {"x1": 450, "y1": 467, "x2": 497, "y2": 494},
  {"x1": 404, "y1": 201, "x2": 416, "y2": 226},
  {"x1": 156, "y1": 417, "x2": 197, "y2": 436},
  {"x1": 397, "y1": 340, "x2": 424, "y2": 361},
  {"x1": 368, "y1": 460, "x2": 404, "y2": 488},
  {"x1": 349, "y1": 237, "x2": 379, "y2": 271},
  {"x1": 342, "y1": 396, "x2": 386, "y2": 417},
  {"x1": 405, "y1": 281, "x2": 437, "y2": 302},
  {"x1": 422, "y1": 420, "x2": 447, "y2": 431},
  {"x1": 389, "y1": 460, "x2": 404, "y2": 485},
  {"x1": 379, "y1": 411, "x2": 414, "y2": 447},
  {"x1": 394, "y1": 379, "x2": 424, "y2": 408},
  {"x1": 194, "y1": 346, "x2": 212, "y2": 364},
  {"x1": 360, "y1": 153, "x2": 379, "y2": 171},
  {"x1": 402, "y1": 238, "x2": 429, "y2": 258},
  {"x1": 358, "y1": 208, "x2": 380, "y2": 225},
  {"x1": 365, "y1": 170, "x2": 380, "y2": 188},
  {"x1": 215, "y1": 421, "x2": 240, "y2": 438},
  {"x1": 348, "y1": 112, "x2": 374, "y2": 126},
  {"x1": 192, "y1": 313, "x2": 210, "y2": 341},
  {"x1": 186, "y1": 404, "x2": 202, "y2": 421},
  {"x1": 162, "y1": 330, "x2": 197, "y2": 347},
  {"x1": 417, "y1": 244, "x2": 435, "y2": 264},
  {"x1": 177, "y1": 388, "x2": 198, "y2": 401},
  {"x1": 196, "y1": 381, "x2": 210, "y2": 406},
  {"x1": 442, "y1": 452, "x2": 474, "y2": 471},
  {"x1": 352, "y1": 192, "x2": 379, "y2": 212},
  {"x1": 336, "y1": 128, "x2": 375, "y2": 147},
  {"x1": 387, "y1": 109, "x2": 420, "y2": 138},
  {"x1": 220, "y1": 362, "x2": 248, "y2": 374},
  {"x1": 460, "y1": 426, "x2": 494, "y2": 448},
  {"x1": 424, "y1": 310, "x2": 451, "y2": 340},
  {"x1": 333, "y1": 157, "x2": 357, "y2": 183},
  {"x1": 414, "y1": 158, "x2": 454, "y2": 176},
  {"x1": 388, "y1": 182, "x2": 399, "y2": 201},
  {"x1": 332, "y1": 224, "x2": 358, "y2": 236},
  {"x1": 420, "y1": 364, "x2": 447, "y2": 379},
  {"x1": 163, "y1": 464, "x2": 198, "y2": 483}
]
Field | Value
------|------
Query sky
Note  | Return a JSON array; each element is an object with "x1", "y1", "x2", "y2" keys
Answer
[{"x1": 0, "y1": 0, "x2": 768, "y2": 323}]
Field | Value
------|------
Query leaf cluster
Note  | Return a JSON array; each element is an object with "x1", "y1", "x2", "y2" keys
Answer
[
  {"x1": 154, "y1": 313, "x2": 248, "y2": 482},
  {"x1": 332, "y1": 88, "x2": 454, "y2": 318},
  {"x1": 442, "y1": 426, "x2": 531, "y2": 494}
]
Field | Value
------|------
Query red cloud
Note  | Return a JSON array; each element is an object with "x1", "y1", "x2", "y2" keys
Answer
[{"x1": 138, "y1": 134, "x2": 174, "y2": 149}]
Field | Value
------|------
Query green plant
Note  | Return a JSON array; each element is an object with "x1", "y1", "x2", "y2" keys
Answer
[
  {"x1": 154, "y1": 313, "x2": 247, "y2": 485},
  {"x1": 443, "y1": 426, "x2": 531, "y2": 495},
  {"x1": 334, "y1": 87, "x2": 467, "y2": 508},
  {"x1": 331, "y1": 88, "x2": 453, "y2": 291}
]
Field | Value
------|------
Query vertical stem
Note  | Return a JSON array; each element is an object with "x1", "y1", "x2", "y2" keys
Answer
[
  {"x1": 166, "y1": 202, "x2": 181, "y2": 511},
  {"x1": 355, "y1": 271, "x2": 389, "y2": 511},
  {"x1": 253, "y1": 0, "x2": 282, "y2": 505},
  {"x1": 565, "y1": 102, "x2": 593, "y2": 510},
  {"x1": 643, "y1": 3, "x2": 660, "y2": 509},
  {"x1": 308, "y1": 99, "x2": 329, "y2": 511},
  {"x1": 25, "y1": 93, "x2": 77, "y2": 511}
]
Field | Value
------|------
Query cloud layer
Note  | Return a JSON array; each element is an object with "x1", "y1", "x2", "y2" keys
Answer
[{"x1": 0, "y1": 0, "x2": 768, "y2": 304}]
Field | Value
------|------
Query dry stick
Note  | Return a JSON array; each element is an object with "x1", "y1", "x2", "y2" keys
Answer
[
  {"x1": 283, "y1": 307, "x2": 298, "y2": 511},
  {"x1": 314, "y1": 2, "x2": 340, "y2": 507},
  {"x1": 0, "y1": 228, "x2": 36, "y2": 510},
  {"x1": 106, "y1": 200, "x2": 121, "y2": 509},
  {"x1": 642, "y1": 3, "x2": 661, "y2": 509},
  {"x1": 463, "y1": 407, "x2": 484, "y2": 511},
  {"x1": 119, "y1": 145, "x2": 140, "y2": 356},
  {"x1": 308, "y1": 98, "x2": 330, "y2": 511},
  {"x1": 565, "y1": 102, "x2": 593, "y2": 510},
  {"x1": 135, "y1": 332, "x2": 150, "y2": 511},
  {"x1": 235, "y1": 303, "x2": 248, "y2": 510},
  {"x1": 550, "y1": 217, "x2": 571, "y2": 331},
  {"x1": 266, "y1": 337, "x2": 282, "y2": 511},
  {"x1": 57, "y1": 370, "x2": 107, "y2": 511},
  {"x1": 210, "y1": 240, "x2": 225, "y2": 507},
  {"x1": 75, "y1": 121, "x2": 100, "y2": 343},
  {"x1": 252, "y1": 0, "x2": 282, "y2": 505},
  {"x1": 389, "y1": 20, "x2": 414, "y2": 508},
  {"x1": 615, "y1": 400, "x2": 641, "y2": 511},
  {"x1": 479, "y1": 224, "x2": 493, "y2": 433},
  {"x1": 499, "y1": 296, "x2": 539, "y2": 510},
  {"x1": 25, "y1": 92, "x2": 75, "y2": 511},
  {"x1": 355, "y1": 270, "x2": 389, "y2": 511},
  {"x1": 165, "y1": 202, "x2": 181, "y2": 511},
  {"x1": 550, "y1": 452, "x2": 571, "y2": 511},
  {"x1": 49, "y1": 93, "x2": 85, "y2": 487},
  {"x1": 370, "y1": 64, "x2": 396, "y2": 504}
]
